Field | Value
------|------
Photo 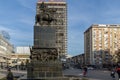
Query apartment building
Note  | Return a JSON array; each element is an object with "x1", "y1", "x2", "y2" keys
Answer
[
  {"x1": 84, "y1": 24, "x2": 120, "y2": 66},
  {"x1": 71, "y1": 54, "x2": 85, "y2": 65},
  {"x1": 9, "y1": 53, "x2": 30, "y2": 67}
]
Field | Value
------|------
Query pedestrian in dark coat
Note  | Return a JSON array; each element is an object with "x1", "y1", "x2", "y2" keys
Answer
[
  {"x1": 116, "y1": 67, "x2": 120, "y2": 80},
  {"x1": 110, "y1": 68, "x2": 115, "y2": 80},
  {"x1": 83, "y1": 66, "x2": 88, "y2": 77},
  {"x1": 6, "y1": 69, "x2": 14, "y2": 80},
  {"x1": 116, "y1": 63, "x2": 120, "y2": 80}
]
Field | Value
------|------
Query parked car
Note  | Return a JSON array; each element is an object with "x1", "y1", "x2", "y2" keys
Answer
[{"x1": 88, "y1": 67, "x2": 94, "y2": 70}]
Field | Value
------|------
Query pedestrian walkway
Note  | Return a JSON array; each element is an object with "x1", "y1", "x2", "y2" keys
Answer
[
  {"x1": 63, "y1": 68, "x2": 119, "y2": 80},
  {"x1": 0, "y1": 69, "x2": 27, "y2": 79},
  {"x1": 0, "y1": 69, "x2": 26, "y2": 74},
  {"x1": 0, "y1": 73, "x2": 5, "y2": 79}
]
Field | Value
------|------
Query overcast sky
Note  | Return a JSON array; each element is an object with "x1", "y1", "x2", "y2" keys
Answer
[{"x1": 0, "y1": 0, "x2": 120, "y2": 56}]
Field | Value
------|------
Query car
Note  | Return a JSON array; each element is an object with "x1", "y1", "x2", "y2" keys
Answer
[{"x1": 88, "y1": 67, "x2": 94, "y2": 70}]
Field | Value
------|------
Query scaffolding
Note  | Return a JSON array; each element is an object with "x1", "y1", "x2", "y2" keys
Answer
[{"x1": 35, "y1": 1, "x2": 67, "y2": 55}]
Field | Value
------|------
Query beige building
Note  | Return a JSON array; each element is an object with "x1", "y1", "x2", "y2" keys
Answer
[
  {"x1": 69, "y1": 54, "x2": 85, "y2": 65},
  {"x1": 84, "y1": 24, "x2": 120, "y2": 66},
  {"x1": 0, "y1": 34, "x2": 14, "y2": 68},
  {"x1": 35, "y1": 0, "x2": 67, "y2": 56},
  {"x1": 9, "y1": 46, "x2": 30, "y2": 67},
  {"x1": 9, "y1": 53, "x2": 30, "y2": 67}
]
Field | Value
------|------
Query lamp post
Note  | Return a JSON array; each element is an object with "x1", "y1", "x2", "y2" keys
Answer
[{"x1": 16, "y1": 58, "x2": 19, "y2": 71}]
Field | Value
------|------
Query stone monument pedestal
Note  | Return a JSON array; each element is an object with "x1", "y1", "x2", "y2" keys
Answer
[
  {"x1": 21, "y1": 61, "x2": 69, "y2": 80},
  {"x1": 27, "y1": 61, "x2": 63, "y2": 78},
  {"x1": 20, "y1": 48, "x2": 69, "y2": 80}
]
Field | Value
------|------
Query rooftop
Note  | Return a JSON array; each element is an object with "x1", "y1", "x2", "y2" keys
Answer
[
  {"x1": 84, "y1": 24, "x2": 120, "y2": 33},
  {"x1": 38, "y1": 0, "x2": 66, "y2": 2}
]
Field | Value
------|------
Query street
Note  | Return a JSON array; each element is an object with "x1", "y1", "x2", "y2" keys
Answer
[
  {"x1": 63, "y1": 68, "x2": 119, "y2": 80},
  {"x1": 0, "y1": 69, "x2": 26, "y2": 79},
  {"x1": 0, "y1": 68, "x2": 119, "y2": 80}
]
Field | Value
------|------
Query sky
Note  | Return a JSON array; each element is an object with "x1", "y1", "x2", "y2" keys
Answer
[{"x1": 0, "y1": 0, "x2": 120, "y2": 56}]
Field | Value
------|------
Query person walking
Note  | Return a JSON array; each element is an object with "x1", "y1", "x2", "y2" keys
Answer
[
  {"x1": 6, "y1": 69, "x2": 14, "y2": 80},
  {"x1": 110, "y1": 68, "x2": 116, "y2": 80},
  {"x1": 83, "y1": 66, "x2": 88, "y2": 77},
  {"x1": 116, "y1": 65, "x2": 120, "y2": 80}
]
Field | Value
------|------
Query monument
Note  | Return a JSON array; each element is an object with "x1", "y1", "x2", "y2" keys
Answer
[{"x1": 22, "y1": 0, "x2": 69, "y2": 80}]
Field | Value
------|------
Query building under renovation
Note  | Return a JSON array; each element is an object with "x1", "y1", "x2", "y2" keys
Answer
[{"x1": 35, "y1": 0, "x2": 67, "y2": 56}]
